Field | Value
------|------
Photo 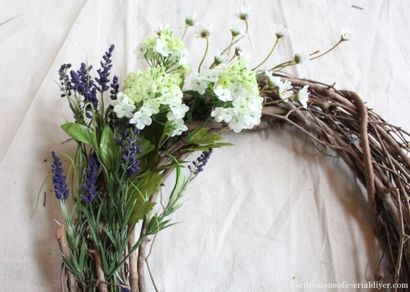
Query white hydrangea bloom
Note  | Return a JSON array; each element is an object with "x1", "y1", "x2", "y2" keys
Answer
[
  {"x1": 154, "y1": 38, "x2": 169, "y2": 57},
  {"x1": 123, "y1": 66, "x2": 189, "y2": 135},
  {"x1": 191, "y1": 76, "x2": 210, "y2": 95},
  {"x1": 211, "y1": 107, "x2": 234, "y2": 123},
  {"x1": 167, "y1": 103, "x2": 189, "y2": 120},
  {"x1": 169, "y1": 118, "x2": 188, "y2": 137},
  {"x1": 191, "y1": 68, "x2": 223, "y2": 95},
  {"x1": 129, "y1": 110, "x2": 153, "y2": 130},
  {"x1": 110, "y1": 92, "x2": 136, "y2": 118},
  {"x1": 203, "y1": 59, "x2": 263, "y2": 132},
  {"x1": 296, "y1": 85, "x2": 309, "y2": 109},
  {"x1": 214, "y1": 86, "x2": 233, "y2": 102},
  {"x1": 136, "y1": 28, "x2": 188, "y2": 71},
  {"x1": 179, "y1": 49, "x2": 188, "y2": 66}
]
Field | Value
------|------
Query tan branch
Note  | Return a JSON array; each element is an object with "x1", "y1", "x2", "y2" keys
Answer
[{"x1": 56, "y1": 225, "x2": 78, "y2": 292}]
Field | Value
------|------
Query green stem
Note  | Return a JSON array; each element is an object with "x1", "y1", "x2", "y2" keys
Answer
[
  {"x1": 226, "y1": 36, "x2": 234, "y2": 56},
  {"x1": 252, "y1": 37, "x2": 280, "y2": 70},
  {"x1": 271, "y1": 60, "x2": 295, "y2": 71},
  {"x1": 182, "y1": 25, "x2": 188, "y2": 39},
  {"x1": 209, "y1": 20, "x2": 249, "y2": 68},
  {"x1": 198, "y1": 37, "x2": 209, "y2": 73},
  {"x1": 310, "y1": 39, "x2": 343, "y2": 60}
]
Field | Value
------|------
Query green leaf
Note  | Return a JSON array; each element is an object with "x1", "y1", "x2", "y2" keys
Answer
[
  {"x1": 170, "y1": 160, "x2": 185, "y2": 202},
  {"x1": 128, "y1": 171, "x2": 163, "y2": 224},
  {"x1": 136, "y1": 138, "x2": 155, "y2": 159},
  {"x1": 186, "y1": 126, "x2": 222, "y2": 145},
  {"x1": 184, "y1": 142, "x2": 233, "y2": 152},
  {"x1": 129, "y1": 201, "x2": 155, "y2": 223},
  {"x1": 61, "y1": 122, "x2": 95, "y2": 145},
  {"x1": 99, "y1": 125, "x2": 118, "y2": 170},
  {"x1": 130, "y1": 171, "x2": 163, "y2": 200},
  {"x1": 146, "y1": 158, "x2": 187, "y2": 234}
]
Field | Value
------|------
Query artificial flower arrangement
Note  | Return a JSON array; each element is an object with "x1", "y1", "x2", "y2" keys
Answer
[{"x1": 48, "y1": 6, "x2": 410, "y2": 292}]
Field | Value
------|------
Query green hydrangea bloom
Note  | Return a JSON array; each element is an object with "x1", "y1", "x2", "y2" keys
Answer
[
  {"x1": 123, "y1": 66, "x2": 183, "y2": 111},
  {"x1": 136, "y1": 28, "x2": 188, "y2": 73},
  {"x1": 216, "y1": 59, "x2": 259, "y2": 95}
]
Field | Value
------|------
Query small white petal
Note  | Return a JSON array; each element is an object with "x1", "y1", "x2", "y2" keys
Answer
[
  {"x1": 296, "y1": 85, "x2": 309, "y2": 109},
  {"x1": 214, "y1": 86, "x2": 233, "y2": 102}
]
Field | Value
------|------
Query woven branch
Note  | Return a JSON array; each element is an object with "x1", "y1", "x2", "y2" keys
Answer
[{"x1": 257, "y1": 75, "x2": 410, "y2": 287}]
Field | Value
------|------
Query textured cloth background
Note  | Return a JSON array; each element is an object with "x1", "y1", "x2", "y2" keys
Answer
[{"x1": 1, "y1": 0, "x2": 409, "y2": 291}]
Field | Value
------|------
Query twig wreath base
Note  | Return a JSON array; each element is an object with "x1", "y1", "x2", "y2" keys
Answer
[
  {"x1": 257, "y1": 75, "x2": 410, "y2": 288},
  {"x1": 57, "y1": 75, "x2": 410, "y2": 291}
]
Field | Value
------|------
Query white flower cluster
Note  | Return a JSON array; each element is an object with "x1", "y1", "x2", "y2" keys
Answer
[
  {"x1": 192, "y1": 59, "x2": 263, "y2": 133},
  {"x1": 264, "y1": 71, "x2": 309, "y2": 108},
  {"x1": 135, "y1": 28, "x2": 188, "y2": 71},
  {"x1": 111, "y1": 66, "x2": 188, "y2": 137}
]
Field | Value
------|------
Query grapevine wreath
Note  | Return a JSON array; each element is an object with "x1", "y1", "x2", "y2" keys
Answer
[{"x1": 46, "y1": 9, "x2": 410, "y2": 292}]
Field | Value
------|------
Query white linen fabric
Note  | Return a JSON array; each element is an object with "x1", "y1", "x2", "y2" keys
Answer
[{"x1": 1, "y1": 0, "x2": 409, "y2": 291}]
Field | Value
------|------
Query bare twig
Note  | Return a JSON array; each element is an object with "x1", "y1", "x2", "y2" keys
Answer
[
  {"x1": 56, "y1": 226, "x2": 78, "y2": 292},
  {"x1": 128, "y1": 224, "x2": 139, "y2": 292},
  {"x1": 90, "y1": 250, "x2": 108, "y2": 292}
]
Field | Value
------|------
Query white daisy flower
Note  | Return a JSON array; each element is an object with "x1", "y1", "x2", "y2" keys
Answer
[
  {"x1": 296, "y1": 85, "x2": 309, "y2": 109},
  {"x1": 213, "y1": 53, "x2": 225, "y2": 65},
  {"x1": 237, "y1": 5, "x2": 251, "y2": 21},
  {"x1": 185, "y1": 14, "x2": 197, "y2": 27},
  {"x1": 277, "y1": 79, "x2": 293, "y2": 100},
  {"x1": 230, "y1": 27, "x2": 244, "y2": 38},
  {"x1": 273, "y1": 23, "x2": 288, "y2": 38},
  {"x1": 294, "y1": 51, "x2": 310, "y2": 65},
  {"x1": 197, "y1": 24, "x2": 212, "y2": 38},
  {"x1": 263, "y1": 71, "x2": 281, "y2": 87},
  {"x1": 341, "y1": 28, "x2": 353, "y2": 41}
]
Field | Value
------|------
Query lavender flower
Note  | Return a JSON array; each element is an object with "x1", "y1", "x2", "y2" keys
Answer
[
  {"x1": 120, "y1": 129, "x2": 142, "y2": 178},
  {"x1": 110, "y1": 75, "x2": 119, "y2": 100},
  {"x1": 189, "y1": 149, "x2": 213, "y2": 175},
  {"x1": 51, "y1": 151, "x2": 69, "y2": 200},
  {"x1": 70, "y1": 63, "x2": 98, "y2": 110},
  {"x1": 81, "y1": 154, "x2": 99, "y2": 203},
  {"x1": 58, "y1": 64, "x2": 73, "y2": 97},
  {"x1": 95, "y1": 44, "x2": 115, "y2": 93}
]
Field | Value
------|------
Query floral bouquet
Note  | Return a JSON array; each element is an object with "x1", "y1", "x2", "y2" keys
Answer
[{"x1": 47, "y1": 6, "x2": 410, "y2": 292}]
